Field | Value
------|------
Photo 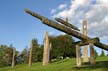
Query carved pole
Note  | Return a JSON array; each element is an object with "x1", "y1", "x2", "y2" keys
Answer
[
  {"x1": 43, "y1": 31, "x2": 50, "y2": 65},
  {"x1": 28, "y1": 41, "x2": 32, "y2": 66},
  {"x1": 76, "y1": 45, "x2": 81, "y2": 66},
  {"x1": 90, "y1": 43, "x2": 95, "y2": 65},
  {"x1": 83, "y1": 20, "x2": 88, "y2": 63},
  {"x1": 12, "y1": 48, "x2": 16, "y2": 68}
]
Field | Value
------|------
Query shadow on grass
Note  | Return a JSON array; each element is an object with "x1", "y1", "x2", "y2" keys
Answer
[{"x1": 71, "y1": 61, "x2": 108, "y2": 71}]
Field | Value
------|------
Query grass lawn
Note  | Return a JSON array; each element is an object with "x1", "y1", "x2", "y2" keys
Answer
[{"x1": 0, "y1": 56, "x2": 108, "y2": 71}]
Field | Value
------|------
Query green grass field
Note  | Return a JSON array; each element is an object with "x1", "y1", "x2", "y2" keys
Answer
[{"x1": 0, "y1": 57, "x2": 108, "y2": 71}]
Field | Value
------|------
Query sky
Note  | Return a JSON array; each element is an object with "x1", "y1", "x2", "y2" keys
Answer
[
  {"x1": 0, "y1": 0, "x2": 108, "y2": 55},
  {"x1": 0, "y1": 0, "x2": 69, "y2": 51}
]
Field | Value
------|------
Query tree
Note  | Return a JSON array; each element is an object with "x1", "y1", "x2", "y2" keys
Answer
[
  {"x1": 31, "y1": 39, "x2": 39, "y2": 62},
  {"x1": 36, "y1": 45, "x2": 43, "y2": 62},
  {"x1": 0, "y1": 44, "x2": 18, "y2": 67},
  {"x1": 49, "y1": 34, "x2": 76, "y2": 60},
  {"x1": 94, "y1": 50, "x2": 98, "y2": 60},
  {"x1": 3, "y1": 45, "x2": 13, "y2": 66},
  {"x1": 21, "y1": 47, "x2": 29, "y2": 64},
  {"x1": 100, "y1": 50, "x2": 105, "y2": 57},
  {"x1": 0, "y1": 45, "x2": 8, "y2": 67}
]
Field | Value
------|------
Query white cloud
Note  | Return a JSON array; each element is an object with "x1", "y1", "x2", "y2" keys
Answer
[
  {"x1": 59, "y1": 32, "x2": 66, "y2": 35},
  {"x1": 51, "y1": 9, "x2": 56, "y2": 14},
  {"x1": 50, "y1": 0, "x2": 108, "y2": 56},
  {"x1": 49, "y1": 31, "x2": 66, "y2": 36},
  {"x1": 58, "y1": 4, "x2": 67, "y2": 9},
  {"x1": 52, "y1": 0, "x2": 92, "y2": 21},
  {"x1": 88, "y1": 15, "x2": 108, "y2": 37},
  {"x1": 97, "y1": 0, "x2": 108, "y2": 6},
  {"x1": 72, "y1": 0, "x2": 89, "y2": 6},
  {"x1": 49, "y1": 31, "x2": 55, "y2": 35},
  {"x1": 51, "y1": 0, "x2": 108, "y2": 40}
]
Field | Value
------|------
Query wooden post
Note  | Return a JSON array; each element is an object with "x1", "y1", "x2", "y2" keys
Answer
[
  {"x1": 28, "y1": 41, "x2": 32, "y2": 66},
  {"x1": 90, "y1": 43, "x2": 95, "y2": 65},
  {"x1": 82, "y1": 20, "x2": 88, "y2": 62},
  {"x1": 12, "y1": 48, "x2": 16, "y2": 68},
  {"x1": 43, "y1": 31, "x2": 50, "y2": 65},
  {"x1": 76, "y1": 45, "x2": 81, "y2": 66}
]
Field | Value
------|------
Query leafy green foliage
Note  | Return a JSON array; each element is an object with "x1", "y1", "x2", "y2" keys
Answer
[
  {"x1": 36, "y1": 46, "x2": 43, "y2": 62},
  {"x1": 49, "y1": 34, "x2": 76, "y2": 59},
  {"x1": 100, "y1": 50, "x2": 105, "y2": 57},
  {"x1": 20, "y1": 47, "x2": 29, "y2": 64},
  {"x1": 94, "y1": 50, "x2": 98, "y2": 60},
  {"x1": 31, "y1": 39, "x2": 39, "y2": 62},
  {"x1": 0, "y1": 44, "x2": 18, "y2": 67}
]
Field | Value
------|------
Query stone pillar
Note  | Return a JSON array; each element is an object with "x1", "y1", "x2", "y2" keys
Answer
[
  {"x1": 43, "y1": 31, "x2": 50, "y2": 65},
  {"x1": 90, "y1": 43, "x2": 95, "y2": 65},
  {"x1": 28, "y1": 41, "x2": 32, "y2": 66},
  {"x1": 82, "y1": 20, "x2": 88, "y2": 62},
  {"x1": 12, "y1": 48, "x2": 16, "y2": 68},
  {"x1": 76, "y1": 45, "x2": 81, "y2": 66}
]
